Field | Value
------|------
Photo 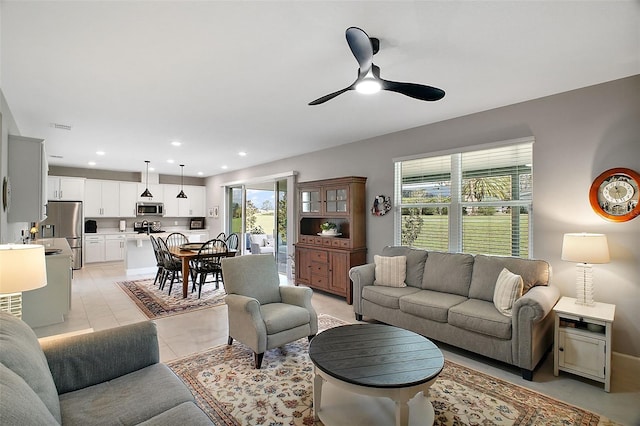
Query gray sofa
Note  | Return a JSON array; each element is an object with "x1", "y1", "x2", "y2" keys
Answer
[
  {"x1": 0, "y1": 312, "x2": 212, "y2": 425},
  {"x1": 349, "y1": 246, "x2": 560, "y2": 380}
]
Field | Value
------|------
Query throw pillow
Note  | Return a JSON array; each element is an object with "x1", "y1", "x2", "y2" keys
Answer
[
  {"x1": 493, "y1": 268, "x2": 524, "y2": 316},
  {"x1": 374, "y1": 255, "x2": 407, "y2": 287}
]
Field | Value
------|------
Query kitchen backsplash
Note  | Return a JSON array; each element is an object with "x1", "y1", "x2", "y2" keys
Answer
[{"x1": 88, "y1": 217, "x2": 191, "y2": 232}]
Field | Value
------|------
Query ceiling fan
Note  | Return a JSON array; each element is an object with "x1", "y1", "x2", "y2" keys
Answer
[{"x1": 309, "y1": 27, "x2": 445, "y2": 106}]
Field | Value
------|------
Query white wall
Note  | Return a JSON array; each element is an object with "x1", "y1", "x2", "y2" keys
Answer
[{"x1": 207, "y1": 75, "x2": 640, "y2": 357}]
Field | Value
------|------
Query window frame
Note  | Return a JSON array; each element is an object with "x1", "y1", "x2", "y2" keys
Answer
[{"x1": 394, "y1": 137, "x2": 534, "y2": 258}]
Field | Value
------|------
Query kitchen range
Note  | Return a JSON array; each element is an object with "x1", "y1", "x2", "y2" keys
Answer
[{"x1": 133, "y1": 221, "x2": 164, "y2": 234}]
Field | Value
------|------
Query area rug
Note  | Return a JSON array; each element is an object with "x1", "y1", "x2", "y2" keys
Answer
[
  {"x1": 167, "y1": 314, "x2": 620, "y2": 426},
  {"x1": 117, "y1": 277, "x2": 227, "y2": 319}
]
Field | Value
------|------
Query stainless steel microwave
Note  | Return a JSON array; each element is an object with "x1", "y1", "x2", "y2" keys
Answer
[{"x1": 136, "y1": 202, "x2": 165, "y2": 216}]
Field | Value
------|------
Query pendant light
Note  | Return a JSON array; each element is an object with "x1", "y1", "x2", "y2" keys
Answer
[
  {"x1": 140, "y1": 160, "x2": 153, "y2": 198},
  {"x1": 176, "y1": 164, "x2": 187, "y2": 199}
]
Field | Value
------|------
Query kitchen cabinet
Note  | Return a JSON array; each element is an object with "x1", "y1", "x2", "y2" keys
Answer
[
  {"x1": 84, "y1": 235, "x2": 105, "y2": 263},
  {"x1": 105, "y1": 234, "x2": 127, "y2": 261},
  {"x1": 163, "y1": 184, "x2": 206, "y2": 217},
  {"x1": 119, "y1": 182, "x2": 138, "y2": 217},
  {"x1": 553, "y1": 296, "x2": 615, "y2": 392},
  {"x1": 137, "y1": 184, "x2": 163, "y2": 202},
  {"x1": 22, "y1": 238, "x2": 72, "y2": 327},
  {"x1": 7, "y1": 135, "x2": 48, "y2": 222},
  {"x1": 294, "y1": 176, "x2": 367, "y2": 304},
  {"x1": 85, "y1": 180, "x2": 120, "y2": 217},
  {"x1": 48, "y1": 176, "x2": 85, "y2": 201}
]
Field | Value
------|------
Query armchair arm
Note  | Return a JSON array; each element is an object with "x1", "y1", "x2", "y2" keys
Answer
[
  {"x1": 225, "y1": 293, "x2": 268, "y2": 353},
  {"x1": 280, "y1": 286, "x2": 318, "y2": 335},
  {"x1": 349, "y1": 263, "x2": 375, "y2": 316},
  {"x1": 40, "y1": 321, "x2": 159, "y2": 394},
  {"x1": 512, "y1": 285, "x2": 561, "y2": 369}
]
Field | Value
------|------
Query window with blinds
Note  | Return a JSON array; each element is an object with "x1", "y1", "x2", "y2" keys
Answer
[{"x1": 394, "y1": 138, "x2": 533, "y2": 258}]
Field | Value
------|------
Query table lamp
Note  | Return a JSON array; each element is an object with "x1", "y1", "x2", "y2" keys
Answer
[
  {"x1": 561, "y1": 233, "x2": 609, "y2": 306},
  {"x1": 0, "y1": 244, "x2": 48, "y2": 318}
]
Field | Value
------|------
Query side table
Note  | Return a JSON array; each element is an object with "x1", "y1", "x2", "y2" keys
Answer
[{"x1": 553, "y1": 296, "x2": 615, "y2": 392}]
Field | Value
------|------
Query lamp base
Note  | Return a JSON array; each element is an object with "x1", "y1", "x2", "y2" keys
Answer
[
  {"x1": 574, "y1": 263, "x2": 595, "y2": 306},
  {"x1": 0, "y1": 292, "x2": 23, "y2": 318}
]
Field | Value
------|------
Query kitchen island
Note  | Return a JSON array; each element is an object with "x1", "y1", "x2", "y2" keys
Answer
[
  {"x1": 23, "y1": 238, "x2": 73, "y2": 328},
  {"x1": 124, "y1": 231, "x2": 209, "y2": 275}
]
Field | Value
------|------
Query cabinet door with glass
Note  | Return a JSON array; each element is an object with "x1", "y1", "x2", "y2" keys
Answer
[
  {"x1": 324, "y1": 185, "x2": 349, "y2": 214},
  {"x1": 299, "y1": 187, "x2": 321, "y2": 215}
]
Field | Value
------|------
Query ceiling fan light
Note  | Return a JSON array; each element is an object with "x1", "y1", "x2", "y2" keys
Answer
[{"x1": 355, "y1": 79, "x2": 381, "y2": 94}]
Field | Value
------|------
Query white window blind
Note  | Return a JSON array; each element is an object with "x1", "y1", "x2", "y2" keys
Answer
[{"x1": 395, "y1": 139, "x2": 533, "y2": 258}]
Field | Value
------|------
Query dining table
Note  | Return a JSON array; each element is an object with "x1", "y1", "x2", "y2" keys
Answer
[{"x1": 168, "y1": 245, "x2": 237, "y2": 298}]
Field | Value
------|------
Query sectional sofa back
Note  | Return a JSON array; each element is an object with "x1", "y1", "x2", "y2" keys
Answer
[{"x1": 380, "y1": 246, "x2": 551, "y2": 300}]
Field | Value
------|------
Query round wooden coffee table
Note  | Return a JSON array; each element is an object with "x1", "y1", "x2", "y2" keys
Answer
[{"x1": 309, "y1": 324, "x2": 444, "y2": 426}]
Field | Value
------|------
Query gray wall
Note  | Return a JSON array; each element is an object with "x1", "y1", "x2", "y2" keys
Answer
[{"x1": 206, "y1": 75, "x2": 640, "y2": 357}]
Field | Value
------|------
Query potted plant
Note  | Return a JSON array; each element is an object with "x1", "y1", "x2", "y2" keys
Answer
[{"x1": 320, "y1": 222, "x2": 338, "y2": 235}]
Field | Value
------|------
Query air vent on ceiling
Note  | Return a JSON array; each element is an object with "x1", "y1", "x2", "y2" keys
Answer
[
  {"x1": 49, "y1": 155, "x2": 64, "y2": 159},
  {"x1": 50, "y1": 123, "x2": 72, "y2": 131}
]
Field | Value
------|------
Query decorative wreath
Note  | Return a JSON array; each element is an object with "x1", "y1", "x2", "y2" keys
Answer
[{"x1": 371, "y1": 195, "x2": 391, "y2": 216}]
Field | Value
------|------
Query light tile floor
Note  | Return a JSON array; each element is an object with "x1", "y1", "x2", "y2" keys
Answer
[{"x1": 33, "y1": 263, "x2": 639, "y2": 425}]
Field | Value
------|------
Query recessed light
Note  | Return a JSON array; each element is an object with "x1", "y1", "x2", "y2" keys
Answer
[
  {"x1": 167, "y1": 159, "x2": 175, "y2": 164},
  {"x1": 171, "y1": 141, "x2": 181, "y2": 146},
  {"x1": 149, "y1": 167, "x2": 155, "y2": 171},
  {"x1": 88, "y1": 161, "x2": 96, "y2": 166},
  {"x1": 197, "y1": 171, "x2": 204, "y2": 176},
  {"x1": 96, "y1": 151, "x2": 105, "y2": 156},
  {"x1": 238, "y1": 151, "x2": 247, "y2": 157},
  {"x1": 221, "y1": 165, "x2": 228, "y2": 169}
]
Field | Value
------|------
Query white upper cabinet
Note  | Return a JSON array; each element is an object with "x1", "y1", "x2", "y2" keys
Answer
[
  {"x1": 162, "y1": 184, "x2": 205, "y2": 217},
  {"x1": 119, "y1": 182, "x2": 138, "y2": 217},
  {"x1": 85, "y1": 180, "x2": 119, "y2": 217},
  {"x1": 7, "y1": 135, "x2": 47, "y2": 222},
  {"x1": 48, "y1": 176, "x2": 85, "y2": 201}
]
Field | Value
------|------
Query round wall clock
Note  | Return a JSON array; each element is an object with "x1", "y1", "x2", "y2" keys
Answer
[{"x1": 589, "y1": 167, "x2": 640, "y2": 222}]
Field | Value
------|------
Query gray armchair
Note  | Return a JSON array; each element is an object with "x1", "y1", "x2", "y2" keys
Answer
[{"x1": 221, "y1": 254, "x2": 318, "y2": 369}]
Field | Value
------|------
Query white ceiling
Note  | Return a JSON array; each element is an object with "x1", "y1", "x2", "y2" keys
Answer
[{"x1": 2, "y1": 1, "x2": 639, "y2": 178}]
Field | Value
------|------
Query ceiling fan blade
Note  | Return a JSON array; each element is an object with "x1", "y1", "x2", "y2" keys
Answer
[
  {"x1": 308, "y1": 86, "x2": 354, "y2": 106},
  {"x1": 380, "y1": 79, "x2": 445, "y2": 101},
  {"x1": 346, "y1": 27, "x2": 373, "y2": 71}
]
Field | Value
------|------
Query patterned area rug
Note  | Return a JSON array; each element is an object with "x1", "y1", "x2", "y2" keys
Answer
[
  {"x1": 117, "y1": 277, "x2": 227, "y2": 319},
  {"x1": 167, "y1": 314, "x2": 620, "y2": 426}
]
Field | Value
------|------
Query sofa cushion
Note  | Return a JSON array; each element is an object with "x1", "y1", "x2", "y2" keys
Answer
[
  {"x1": 374, "y1": 255, "x2": 407, "y2": 287},
  {"x1": 59, "y1": 364, "x2": 194, "y2": 426},
  {"x1": 381, "y1": 246, "x2": 428, "y2": 288},
  {"x1": 221, "y1": 254, "x2": 281, "y2": 304},
  {"x1": 362, "y1": 285, "x2": 421, "y2": 309},
  {"x1": 399, "y1": 290, "x2": 467, "y2": 323},
  {"x1": 448, "y1": 299, "x2": 512, "y2": 340},
  {"x1": 421, "y1": 251, "x2": 474, "y2": 296},
  {"x1": 493, "y1": 268, "x2": 524, "y2": 316},
  {"x1": 469, "y1": 255, "x2": 550, "y2": 302},
  {"x1": 0, "y1": 362, "x2": 60, "y2": 425},
  {"x1": 0, "y1": 312, "x2": 62, "y2": 423},
  {"x1": 138, "y1": 402, "x2": 213, "y2": 426}
]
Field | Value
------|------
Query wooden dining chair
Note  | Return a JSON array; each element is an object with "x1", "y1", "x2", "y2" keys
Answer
[
  {"x1": 225, "y1": 233, "x2": 239, "y2": 251},
  {"x1": 165, "y1": 232, "x2": 189, "y2": 250},
  {"x1": 156, "y1": 237, "x2": 182, "y2": 294},
  {"x1": 149, "y1": 235, "x2": 164, "y2": 286},
  {"x1": 189, "y1": 239, "x2": 228, "y2": 298}
]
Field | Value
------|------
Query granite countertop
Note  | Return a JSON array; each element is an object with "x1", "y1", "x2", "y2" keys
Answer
[{"x1": 32, "y1": 238, "x2": 72, "y2": 256}]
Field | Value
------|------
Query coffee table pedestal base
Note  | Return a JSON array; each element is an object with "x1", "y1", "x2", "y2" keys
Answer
[{"x1": 313, "y1": 367, "x2": 436, "y2": 426}]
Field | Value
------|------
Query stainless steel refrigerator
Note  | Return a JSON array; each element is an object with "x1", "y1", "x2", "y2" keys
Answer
[{"x1": 40, "y1": 201, "x2": 83, "y2": 269}]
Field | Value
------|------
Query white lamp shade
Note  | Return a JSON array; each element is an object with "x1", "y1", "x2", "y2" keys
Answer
[
  {"x1": 561, "y1": 233, "x2": 610, "y2": 264},
  {"x1": 0, "y1": 244, "x2": 48, "y2": 294}
]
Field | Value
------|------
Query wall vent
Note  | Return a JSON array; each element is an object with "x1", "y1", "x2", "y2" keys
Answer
[{"x1": 50, "y1": 123, "x2": 72, "y2": 131}]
